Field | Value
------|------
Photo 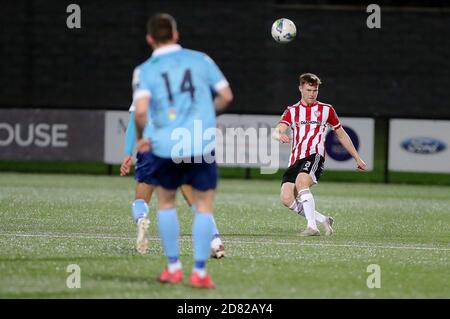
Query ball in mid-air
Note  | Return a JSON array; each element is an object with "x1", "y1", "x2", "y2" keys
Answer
[{"x1": 271, "y1": 18, "x2": 297, "y2": 44}]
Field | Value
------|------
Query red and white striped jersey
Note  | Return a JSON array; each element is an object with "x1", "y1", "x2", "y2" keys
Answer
[{"x1": 279, "y1": 100, "x2": 342, "y2": 167}]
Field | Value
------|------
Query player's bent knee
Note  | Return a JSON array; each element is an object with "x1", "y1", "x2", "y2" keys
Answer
[
  {"x1": 296, "y1": 173, "x2": 312, "y2": 189},
  {"x1": 280, "y1": 192, "x2": 293, "y2": 207}
]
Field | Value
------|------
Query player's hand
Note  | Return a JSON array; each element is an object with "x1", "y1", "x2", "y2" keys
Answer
[
  {"x1": 137, "y1": 138, "x2": 151, "y2": 153},
  {"x1": 279, "y1": 133, "x2": 291, "y2": 144},
  {"x1": 120, "y1": 156, "x2": 133, "y2": 176},
  {"x1": 356, "y1": 158, "x2": 366, "y2": 172}
]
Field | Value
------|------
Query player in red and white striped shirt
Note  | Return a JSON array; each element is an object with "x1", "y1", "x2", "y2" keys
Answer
[{"x1": 272, "y1": 73, "x2": 366, "y2": 236}]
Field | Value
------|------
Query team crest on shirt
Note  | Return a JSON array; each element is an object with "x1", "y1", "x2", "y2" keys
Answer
[
  {"x1": 168, "y1": 107, "x2": 177, "y2": 120},
  {"x1": 314, "y1": 110, "x2": 321, "y2": 117}
]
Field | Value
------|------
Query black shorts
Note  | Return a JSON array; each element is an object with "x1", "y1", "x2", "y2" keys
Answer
[{"x1": 281, "y1": 153, "x2": 325, "y2": 185}]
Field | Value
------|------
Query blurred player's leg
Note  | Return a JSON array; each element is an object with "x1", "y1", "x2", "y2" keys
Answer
[
  {"x1": 132, "y1": 151, "x2": 160, "y2": 254},
  {"x1": 192, "y1": 204, "x2": 224, "y2": 259},
  {"x1": 209, "y1": 217, "x2": 225, "y2": 258},
  {"x1": 183, "y1": 184, "x2": 225, "y2": 258},
  {"x1": 189, "y1": 189, "x2": 216, "y2": 289},
  {"x1": 133, "y1": 183, "x2": 153, "y2": 254},
  {"x1": 191, "y1": 204, "x2": 224, "y2": 258},
  {"x1": 156, "y1": 187, "x2": 183, "y2": 284},
  {"x1": 180, "y1": 184, "x2": 194, "y2": 206}
]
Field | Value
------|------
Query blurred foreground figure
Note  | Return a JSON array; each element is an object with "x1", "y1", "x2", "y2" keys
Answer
[{"x1": 133, "y1": 13, "x2": 233, "y2": 288}]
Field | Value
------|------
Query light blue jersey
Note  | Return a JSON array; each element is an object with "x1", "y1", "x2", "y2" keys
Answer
[{"x1": 132, "y1": 44, "x2": 228, "y2": 159}]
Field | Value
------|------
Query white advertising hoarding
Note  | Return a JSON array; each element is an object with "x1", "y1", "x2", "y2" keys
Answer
[
  {"x1": 104, "y1": 111, "x2": 130, "y2": 164},
  {"x1": 389, "y1": 119, "x2": 450, "y2": 173},
  {"x1": 0, "y1": 109, "x2": 104, "y2": 161},
  {"x1": 103, "y1": 112, "x2": 374, "y2": 171}
]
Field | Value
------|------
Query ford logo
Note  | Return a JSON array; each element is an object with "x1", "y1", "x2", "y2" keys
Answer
[{"x1": 401, "y1": 137, "x2": 446, "y2": 154}]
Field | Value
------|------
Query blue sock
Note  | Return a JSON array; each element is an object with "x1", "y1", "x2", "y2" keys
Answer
[
  {"x1": 192, "y1": 213, "x2": 214, "y2": 265},
  {"x1": 192, "y1": 205, "x2": 220, "y2": 239},
  {"x1": 168, "y1": 256, "x2": 179, "y2": 264},
  {"x1": 157, "y1": 208, "x2": 180, "y2": 260},
  {"x1": 195, "y1": 261, "x2": 206, "y2": 269},
  {"x1": 132, "y1": 199, "x2": 148, "y2": 223}
]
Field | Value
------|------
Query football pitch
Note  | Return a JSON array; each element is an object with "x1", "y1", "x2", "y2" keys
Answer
[{"x1": 0, "y1": 173, "x2": 449, "y2": 298}]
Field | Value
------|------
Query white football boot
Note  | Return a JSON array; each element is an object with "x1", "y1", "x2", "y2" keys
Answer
[
  {"x1": 136, "y1": 217, "x2": 150, "y2": 255},
  {"x1": 300, "y1": 227, "x2": 320, "y2": 237},
  {"x1": 323, "y1": 216, "x2": 334, "y2": 236}
]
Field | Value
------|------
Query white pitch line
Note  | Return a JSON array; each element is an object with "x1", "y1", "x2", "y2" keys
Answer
[
  {"x1": 0, "y1": 232, "x2": 132, "y2": 240},
  {"x1": 228, "y1": 239, "x2": 450, "y2": 252},
  {"x1": 1, "y1": 232, "x2": 449, "y2": 252}
]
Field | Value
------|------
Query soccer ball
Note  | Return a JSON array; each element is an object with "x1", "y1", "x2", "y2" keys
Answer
[{"x1": 271, "y1": 18, "x2": 297, "y2": 44}]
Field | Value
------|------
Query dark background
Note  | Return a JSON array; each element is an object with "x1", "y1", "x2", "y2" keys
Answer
[{"x1": 1, "y1": 0, "x2": 449, "y2": 118}]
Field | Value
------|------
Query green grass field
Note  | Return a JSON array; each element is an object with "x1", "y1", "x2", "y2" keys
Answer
[{"x1": 0, "y1": 173, "x2": 449, "y2": 298}]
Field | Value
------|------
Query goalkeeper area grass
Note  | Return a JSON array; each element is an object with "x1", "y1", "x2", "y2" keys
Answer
[{"x1": 0, "y1": 173, "x2": 449, "y2": 298}]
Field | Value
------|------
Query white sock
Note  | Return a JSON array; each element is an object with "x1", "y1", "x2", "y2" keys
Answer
[
  {"x1": 298, "y1": 188, "x2": 318, "y2": 230},
  {"x1": 193, "y1": 268, "x2": 207, "y2": 278},
  {"x1": 314, "y1": 210, "x2": 326, "y2": 223},
  {"x1": 289, "y1": 201, "x2": 326, "y2": 223},
  {"x1": 168, "y1": 260, "x2": 182, "y2": 273}
]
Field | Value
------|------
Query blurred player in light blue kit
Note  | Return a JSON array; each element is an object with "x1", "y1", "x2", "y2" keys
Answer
[
  {"x1": 133, "y1": 13, "x2": 233, "y2": 288},
  {"x1": 120, "y1": 103, "x2": 225, "y2": 258}
]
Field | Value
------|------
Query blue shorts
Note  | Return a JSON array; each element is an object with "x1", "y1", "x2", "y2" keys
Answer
[
  {"x1": 135, "y1": 152, "x2": 217, "y2": 191},
  {"x1": 134, "y1": 152, "x2": 159, "y2": 185}
]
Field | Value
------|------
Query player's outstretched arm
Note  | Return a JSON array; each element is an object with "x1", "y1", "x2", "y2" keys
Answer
[
  {"x1": 214, "y1": 86, "x2": 233, "y2": 114},
  {"x1": 135, "y1": 97, "x2": 149, "y2": 136},
  {"x1": 334, "y1": 127, "x2": 366, "y2": 171},
  {"x1": 120, "y1": 111, "x2": 136, "y2": 176},
  {"x1": 272, "y1": 123, "x2": 290, "y2": 143},
  {"x1": 124, "y1": 111, "x2": 136, "y2": 156},
  {"x1": 134, "y1": 96, "x2": 151, "y2": 153}
]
